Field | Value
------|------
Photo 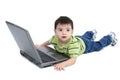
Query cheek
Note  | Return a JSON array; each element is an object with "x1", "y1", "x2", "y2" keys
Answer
[
  {"x1": 71, "y1": 30, "x2": 73, "y2": 34},
  {"x1": 69, "y1": 30, "x2": 73, "y2": 35},
  {"x1": 55, "y1": 31, "x2": 61, "y2": 36}
]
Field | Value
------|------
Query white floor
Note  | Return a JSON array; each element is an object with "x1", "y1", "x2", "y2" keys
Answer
[{"x1": 0, "y1": 0, "x2": 120, "y2": 80}]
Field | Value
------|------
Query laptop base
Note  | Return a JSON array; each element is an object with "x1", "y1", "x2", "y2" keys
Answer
[{"x1": 20, "y1": 50, "x2": 61, "y2": 68}]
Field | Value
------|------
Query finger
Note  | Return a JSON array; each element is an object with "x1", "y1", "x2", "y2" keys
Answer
[
  {"x1": 54, "y1": 65, "x2": 59, "y2": 70},
  {"x1": 61, "y1": 67, "x2": 65, "y2": 71},
  {"x1": 54, "y1": 65, "x2": 64, "y2": 71},
  {"x1": 54, "y1": 65, "x2": 61, "y2": 71}
]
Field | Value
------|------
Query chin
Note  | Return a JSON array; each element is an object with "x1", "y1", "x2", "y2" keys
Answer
[{"x1": 61, "y1": 39, "x2": 69, "y2": 42}]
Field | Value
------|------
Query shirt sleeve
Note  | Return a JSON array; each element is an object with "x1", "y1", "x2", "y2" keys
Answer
[{"x1": 49, "y1": 35, "x2": 57, "y2": 45}]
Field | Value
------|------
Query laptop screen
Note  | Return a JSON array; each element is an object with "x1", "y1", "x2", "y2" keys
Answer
[{"x1": 6, "y1": 21, "x2": 41, "y2": 62}]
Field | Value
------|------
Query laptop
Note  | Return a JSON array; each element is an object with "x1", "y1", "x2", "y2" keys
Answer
[{"x1": 6, "y1": 21, "x2": 69, "y2": 68}]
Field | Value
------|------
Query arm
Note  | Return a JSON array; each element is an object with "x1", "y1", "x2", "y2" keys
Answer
[
  {"x1": 54, "y1": 57, "x2": 77, "y2": 71},
  {"x1": 35, "y1": 40, "x2": 50, "y2": 48}
]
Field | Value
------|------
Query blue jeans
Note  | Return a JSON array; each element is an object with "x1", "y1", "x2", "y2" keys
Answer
[{"x1": 76, "y1": 31, "x2": 112, "y2": 54}]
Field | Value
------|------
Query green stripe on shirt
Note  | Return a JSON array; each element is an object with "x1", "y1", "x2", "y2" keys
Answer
[{"x1": 49, "y1": 35, "x2": 86, "y2": 58}]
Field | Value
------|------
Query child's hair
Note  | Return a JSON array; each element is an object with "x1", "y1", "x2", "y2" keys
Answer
[{"x1": 54, "y1": 16, "x2": 73, "y2": 29}]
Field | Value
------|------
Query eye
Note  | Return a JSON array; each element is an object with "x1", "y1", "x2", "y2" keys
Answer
[
  {"x1": 58, "y1": 29, "x2": 62, "y2": 31},
  {"x1": 66, "y1": 29, "x2": 70, "y2": 32}
]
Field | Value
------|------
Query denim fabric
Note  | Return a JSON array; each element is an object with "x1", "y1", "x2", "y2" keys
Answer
[{"x1": 76, "y1": 31, "x2": 112, "y2": 54}]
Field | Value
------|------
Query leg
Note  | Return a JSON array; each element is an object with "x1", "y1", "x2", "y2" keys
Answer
[
  {"x1": 82, "y1": 30, "x2": 97, "y2": 40},
  {"x1": 83, "y1": 35, "x2": 112, "y2": 53},
  {"x1": 82, "y1": 31, "x2": 94, "y2": 40},
  {"x1": 76, "y1": 31, "x2": 94, "y2": 40},
  {"x1": 76, "y1": 30, "x2": 97, "y2": 40}
]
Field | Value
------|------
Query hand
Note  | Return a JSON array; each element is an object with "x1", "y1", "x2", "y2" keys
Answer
[
  {"x1": 54, "y1": 63, "x2": 65, "y2": 71},
  {"x1": 54, "y1": 58, "x2": 77, "y2": 71},
  {"x1": 35, "y1": 44, "x2": 41, "y2": 48}
]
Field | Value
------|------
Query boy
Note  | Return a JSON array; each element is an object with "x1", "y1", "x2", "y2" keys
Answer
[{"x1": 35, "y1": 16, "x2": 117, "y2": 71}]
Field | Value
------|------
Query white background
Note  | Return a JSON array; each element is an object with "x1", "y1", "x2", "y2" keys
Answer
[{"x1": 0, "y1": 0, "x2": 120, "y2": 80}]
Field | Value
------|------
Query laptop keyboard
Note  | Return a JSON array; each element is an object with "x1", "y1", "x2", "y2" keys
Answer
[{"x1": 37, "y1": 50, "x2": 56, "y2": 63}]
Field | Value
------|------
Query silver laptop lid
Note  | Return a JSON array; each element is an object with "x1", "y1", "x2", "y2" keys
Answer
[{"x1": 6, "y1": 21, "x2": 42, "y2": 63}]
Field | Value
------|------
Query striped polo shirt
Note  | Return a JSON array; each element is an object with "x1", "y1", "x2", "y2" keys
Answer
[{"x1": 49, "y1": 35, "x2": 86, "y2": 58}]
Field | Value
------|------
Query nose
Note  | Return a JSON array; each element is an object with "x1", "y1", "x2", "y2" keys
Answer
[{"x1": 62, "y1": 30, "x2": 66, "y2": 35}]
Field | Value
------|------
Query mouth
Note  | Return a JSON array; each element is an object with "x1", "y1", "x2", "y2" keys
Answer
[{"x1": 62, "y1": 36, "x2": 67, "y2": 38}]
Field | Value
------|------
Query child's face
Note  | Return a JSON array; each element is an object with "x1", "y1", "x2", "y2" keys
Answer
[{"x1": 54, "y1": 23, "x2": 73, "y2": 43}]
